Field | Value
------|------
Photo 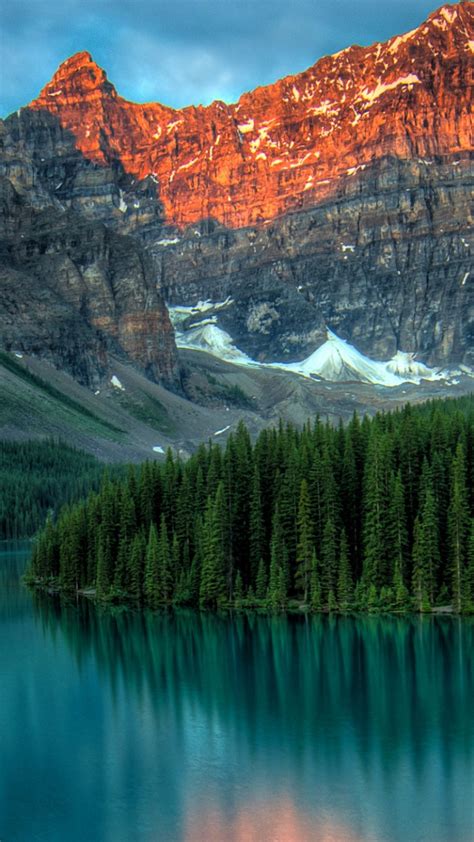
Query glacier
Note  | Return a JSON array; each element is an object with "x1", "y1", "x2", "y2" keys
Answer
[{"x1": 168, "y1": 303, "x2": 461, "y2": 387}]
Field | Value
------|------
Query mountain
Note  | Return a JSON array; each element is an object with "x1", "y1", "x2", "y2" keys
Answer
[
  {"x1": 28, "y1": 4, "x2": 473, "y2": 229},
  {"x1": 0, "y1": 2, "x2": 472, "y2": 405},
  {"x1": 0, "y1": 178, "x2": 178, "y2": 388}
]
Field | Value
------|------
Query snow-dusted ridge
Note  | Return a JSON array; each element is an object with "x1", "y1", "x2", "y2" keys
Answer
[{"x1": 168, "y1": 304, "x2": 471, "y2": 387}]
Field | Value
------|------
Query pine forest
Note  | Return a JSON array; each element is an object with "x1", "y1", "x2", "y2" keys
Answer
[{"x1": 27, "y1": 396, "x2": 474, "y2": 614}]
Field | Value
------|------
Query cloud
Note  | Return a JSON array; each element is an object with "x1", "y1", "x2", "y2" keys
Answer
[{"x1": 0, "y1": 0, "x2": 439, "y2": 116}]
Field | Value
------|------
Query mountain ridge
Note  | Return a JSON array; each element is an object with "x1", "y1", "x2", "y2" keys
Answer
[
  {"x1": 28, "y1": 2, "x2": 473, "y2": 228},
  {"x1": 0, "y1": 2, "x2": 472, "y2": 395}
]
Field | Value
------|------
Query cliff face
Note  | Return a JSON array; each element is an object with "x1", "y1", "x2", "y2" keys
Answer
[
  {"x1": 28, "y1": 3, "x2": 473, "y2": 229},
  {"x1": 0, "y1": 2, "x2": 472, "y2": 377},
  {"x1": 0, "y1": 178, "x2": 178, "y2": 387}
]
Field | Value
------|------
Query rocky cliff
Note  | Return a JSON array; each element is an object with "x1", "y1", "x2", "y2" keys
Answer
[
  {"x1": 27, "y1": 2, "x2": 473, "y2": 229},
  {"x1": 0, "y1": 2, "x2": 472, "y2": 377},
  {"x1": 0, "y1": 177, "x2": 178, "y2": 387}
]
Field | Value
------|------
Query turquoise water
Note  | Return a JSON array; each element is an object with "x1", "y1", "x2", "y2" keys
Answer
[{"x1": 1, "y1": 542, "x2": 473, "y2": 842}]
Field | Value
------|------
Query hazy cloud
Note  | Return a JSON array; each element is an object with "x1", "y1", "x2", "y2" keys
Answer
[{"x1": 1, "y1": 0, "x2": 439, "y2": 115}]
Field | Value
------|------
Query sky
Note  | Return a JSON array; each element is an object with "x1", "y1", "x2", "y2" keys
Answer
[{"x1": 0, "y1": 0, "x2": 444, "y2": 116}]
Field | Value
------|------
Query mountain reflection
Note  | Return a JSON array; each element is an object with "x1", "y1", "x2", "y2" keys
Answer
[
  {"x1": 27, "y1": 595, "x2": 474, "y2": 842},
  {"x1": 185, "y1": 798, "x2": 367, "y2": 842}
]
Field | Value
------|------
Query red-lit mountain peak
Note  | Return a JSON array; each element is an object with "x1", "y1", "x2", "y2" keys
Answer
[{"x1": 28, "y1": 3, "x2": 474, "y2": 227}]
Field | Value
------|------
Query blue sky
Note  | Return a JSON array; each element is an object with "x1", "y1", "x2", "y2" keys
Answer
[{"x1": 0, "y1": 0, "x2": 443, "y2": 116}]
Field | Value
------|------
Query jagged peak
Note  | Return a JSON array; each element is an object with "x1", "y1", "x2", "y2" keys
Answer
[
  {"x1": 428, "y1": 1, "x2": 471, "y2": 27},
  {"x1": 35, "y1": 50, "x2": 114, "y2": 102}
]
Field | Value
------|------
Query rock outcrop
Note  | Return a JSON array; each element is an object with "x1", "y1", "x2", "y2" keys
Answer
[
  {"x1": 27, "y1": 3, "x2": 473, "y2": 229},
  {"x1": 0, "y1": 2, "x2": 472, "y2": 377},
  {"x1": 0, "y1": 178, "x2": 178, "y2": 387}
]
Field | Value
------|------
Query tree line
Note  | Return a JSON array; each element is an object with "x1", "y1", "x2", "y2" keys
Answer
[
  {"x1": 28, "y1": 396, "x2": 474, "y2": 613},
  {"x1": 0, "y1": 440, "x2": 112, "y2": 539}
]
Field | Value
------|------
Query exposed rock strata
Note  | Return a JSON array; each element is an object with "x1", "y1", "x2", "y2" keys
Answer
[
  {"x1": 0, "y1": 2, "x2": 472, "y2": 377},
  {"x1": 27, "y1": 3, "x2": 473, "y2": 229},
  {"x1": 0, "y1": 178, "x2": 178, "y2": 387}
]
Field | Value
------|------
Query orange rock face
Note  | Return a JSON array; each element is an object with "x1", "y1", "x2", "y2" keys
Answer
[{"x1": 29, "y1": 3, "x2": 473, "y2": 229}]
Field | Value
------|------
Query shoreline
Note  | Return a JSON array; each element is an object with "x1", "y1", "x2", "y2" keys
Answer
[{"x1": 25, "y1": 579, "x2": 467, "y2": 617}]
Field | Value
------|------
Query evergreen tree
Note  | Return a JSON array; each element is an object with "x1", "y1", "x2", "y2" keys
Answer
[
  {"x1": 26, "y1": 395, "x2": 474, "y2": 616},
  {"x1": 200, "y1": 485, "x2": 227, "y2": 608},
  {"x1": 295, "y1": 479, "x2": 313, "y2": 602},
  {"x1": 321, "y1": 516, "x2": 337, "y2": 605},
  {"x1": 255, "y1": 558, "x2": 267, "y2": 601},
  {"x1": 158, "y1": 514, "x2": 173, "y2": 603},
  {"x1": 448, "y1": 442, "x2": 469, "y2": 612},
  {"x1": 145, "y1": 523, "x2": 160, "y2": 608},
  {"x1": 362, "y1": 428, "x2": 392, "y2": 591},
  {"x1": 309, "y1": 549, "x2": 321, "y2": 611},
  {"x1": 249, "y1": 466, "x2": 265, "y2": 584},
  {"x1": 129, "y1": 531, "x2": 146, "y2": 602},
  {"x1": 336, "y1": 529, "x2": 353, "y2": 611}
]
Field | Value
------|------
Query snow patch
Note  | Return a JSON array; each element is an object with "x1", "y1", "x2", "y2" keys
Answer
[
  {"x1": 439, "y1": 7, "x2": 457, "y2": 25},
  {"x1": 388, "y1": 29, "x2": 417, "y2": 53},
  {"x1": 273, "y1": 331, "x2": 442, "y2": 387},
  {"x1": 175, "y1": 322, "x2": 257, "y2": 366},
  {"x1": 178, "y1": 157, "x2": 199, "y2": 172},
  {"x1": 111, "y1": 375, "x2": 125, "y2": 391},
  {"x1": 157, "y1": 237, "x2": 180, "y2": 246},
  {"x1": 153, "y1": 445, "x2": 165, "y2": 454},
  {"x1": 118, "y1": 190, "x2": 127, "y2": 213},
  {"x1": 168, "y1": 304, "x2": 456, "y2": 388},
  {"x1": 214, "y1": 425, "x2": 231, "y2": 437},
  {"x1": 238, "y1": 119, "x2": 255, "y2": 134},
  {"x1": 168, "y1": 298, "x2": 233, "y2": 321},
  {"x1": 47, "y1": 89, "x2": 63, "y2": 96},
  {"x1": 461, "y1": 272, "x2": 470, "y2": 286},
  {"x1": 360, "y1": 75, "x2": 421, "y2": 104},
  {"x1": 14, "y1": 353, "x2": 23, "y2": 358}
]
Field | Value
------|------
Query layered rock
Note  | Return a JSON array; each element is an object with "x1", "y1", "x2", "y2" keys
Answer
[
  {"x1": 0, "y1": 178, "x2": 178, "y2": 387},
  {"x1": 28, "y1": 3, "x2": 473, "y2": 228},
  {"x1": 0, "y1": 2, "x2": 472, "y2": 377}
]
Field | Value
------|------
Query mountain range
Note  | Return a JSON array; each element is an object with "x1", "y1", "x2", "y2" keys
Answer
[{"x1": 0, "y1": 1, "x2": 472, "y2": 453}]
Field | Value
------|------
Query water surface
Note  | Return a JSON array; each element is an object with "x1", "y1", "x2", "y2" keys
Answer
[{"x1": 1, "y1": 543, "x2": 473, "y2": 842}]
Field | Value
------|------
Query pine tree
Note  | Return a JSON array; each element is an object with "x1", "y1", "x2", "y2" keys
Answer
[
  {"x1": 448, "y1": 442, "x2": 469, "y2": 612},
  {"x1": 465, "y1": 520, "x2": 474, "y2": 613},
  {"x1": 267, "y1": 509, "x2": 287, "y2": 611},
  {"x1": 309, "y1": 549, "x2": 321, "y2": 611},
  {"x1": 387, "y1": 470, "x2": 408, "y2": 587},
  {"x1": 321, "y1": 516, "x2": 337, "y2": 606},
  {"x1": 249, "y1": 466, "x2": 265, "y2": 585},
  {"x1": 336, "y1": 529, "x2": 353, "y2": 611},
  {"x1": 234, "y1": 571, "x2": 244, "y2": 606},
  {"x1": 295, "y1": 479, "x2": 313, "y2": 602},
  {"x1": 158, "y1": 514, "x2": 173, "y2": 602},
  {"x1": 145, "y1": 523, "x2": 160, "y2": 608},
  {"x1": 129, "y1": 531, "x2": 146, "y2": 602},
  {"x1": 200, "y1": 485, "x2": 227, "y2": 608},
  {"x1": 411, "y1": 477, "x2": 439, "y2": 611},
  {"x1": 255, "y1": 558, "x2": 267, "y2": 601},
  {"x1": 362, "y1": 428, "x2": 392, "y2": 591}
]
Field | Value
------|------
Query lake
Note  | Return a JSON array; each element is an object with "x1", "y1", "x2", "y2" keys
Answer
[{"x1": 1, "y1": 542, "x2": 473, "y2": 841}]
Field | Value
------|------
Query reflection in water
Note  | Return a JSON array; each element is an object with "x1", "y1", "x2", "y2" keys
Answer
[
  {"x1": 185, "y1": 798, "x2": 367, "y2": 842},
  {"x1": 1, "y1": 546, "x2": 474, "y2": 842}
]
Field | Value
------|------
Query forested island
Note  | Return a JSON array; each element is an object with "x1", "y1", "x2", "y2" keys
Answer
[{"x1": 27, "y1": 396, "x2": 474, "y2": 614}]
